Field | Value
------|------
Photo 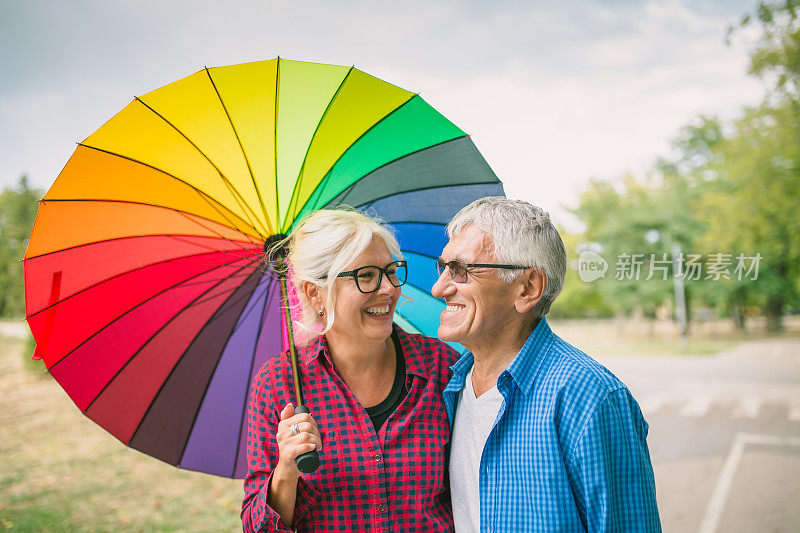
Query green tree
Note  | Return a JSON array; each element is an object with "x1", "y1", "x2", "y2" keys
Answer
[
  {"x1": 549, "y1": 227, "x2": 614, "y2": 319},
  {"x1": 571, "y1": 170, "x2": 705, "y2": 322},
  {"x1": 656, "y1": 117, "x2": 749, "y2": 329},
  {"x1": 566, "y1": 2, "x2": 800, "y2": 331},
  {"x1": 0, "y1": 175, "x2": 42, "y2": 318},
  {"x1": 737, "y1": 0, "x2": 800, "y2": 101},
  {"x1": 705, "y1": 0, "x2": 800, "y2": 330},
  {"x1": 695, "y1": 103, "x2": 800, "y2": 330}
]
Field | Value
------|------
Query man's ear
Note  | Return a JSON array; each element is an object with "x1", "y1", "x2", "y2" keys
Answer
[{"x1": 514, "y1": 268, "x2": 546, "y2": 314}]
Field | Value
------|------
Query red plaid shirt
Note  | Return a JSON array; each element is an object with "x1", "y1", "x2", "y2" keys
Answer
[{"x1": 242, "y1": 325, "x2": 458, "y2": 532}]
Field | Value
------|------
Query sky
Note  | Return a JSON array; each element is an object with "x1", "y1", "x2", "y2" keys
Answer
[{"x1": 1, "y1": 0, "x2": 765, "y2": 230}]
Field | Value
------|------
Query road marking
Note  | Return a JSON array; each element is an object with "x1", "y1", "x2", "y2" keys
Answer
[
  {"x1": 680, "y1": 394, "x2": 712, "y2": 417},
  {"x1": 698, "y1": 433, "x2": 800, "y2": 533},
  {"x1": 731, "y1": 395, "x2": 761, "y2": 419},
  {"x1": 789, "y1": 398, "x2": 800, "y2": 421},
  {"x1": 639, "y1": 393, "x2": 669, "y2": 415}
]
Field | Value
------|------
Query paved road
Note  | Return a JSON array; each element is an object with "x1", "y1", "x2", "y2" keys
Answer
[
  {"x1": 0, "y1": 321, "x2": 27, "y2": 340},
  {"x1": 598, "y1": 338, "x2": 800, "y2": 533}
]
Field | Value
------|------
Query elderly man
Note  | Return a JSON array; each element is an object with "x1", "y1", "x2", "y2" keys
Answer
[{"x1": 433, "y1": 197, "x2": 660, "y2": 532}]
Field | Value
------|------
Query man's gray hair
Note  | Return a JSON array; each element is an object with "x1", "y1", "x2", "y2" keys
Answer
[{"x1": 447, "y1": 197, "x2": 567, "y2": 319}]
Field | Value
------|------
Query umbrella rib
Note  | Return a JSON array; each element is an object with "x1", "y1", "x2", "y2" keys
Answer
[
  {"x1": 280, "y1": 66, "x2": 354, "y2": 232},
  {"x1": 82, "y1": 260, "x2": 262, "y2": 416},
  {"x1": 166, "y1": 270, "x2": 259, "y2": 292},
  {"x1": 332, "y1": 181, "x2": 360, "y2": 211},
  {"x1": 74, "y1": 143, "x2": 264, "y2": 242},
  {"x1": 179, "y1": 271, "x2": 264, "y2": 308},
  {"x1": 177, "y1": 273, "x2": 276, "y2": 472},
  {"x1": 119, "y1": 267, "x2": 273, "y2": 438},
  {"x1": 197, "y1": 268, "x2": 272, "y2": 329},
  {"x1": 332, "y1": 136, "x2": 473, "y2": 207},
  {"x1": 204, "y1": 67, "x2": 274, "y2": 235},
  {"x1": 229, "y1": 274, "x2": 277, "y2": 477},
  {"x1": 284, "y1": 71, "x2": 421, "y2": 229},
  {"x1": 222, "y1": 269, "x2": 276, "y2": 341},
  {"x1": 402, "y1": 279, "x2": 441, "y2": 297},
  {"x1": 301, "y1": 94, "x2": 423, "y2": 215},
  {"x1": 177, "y1": 273, "x2": 276, "y2": 474},
  {"x1": 127, "y1": 269, "x2": 272, "y2": 467},
  {"x1": 393, "y1": 310, "x2": 428, "y2": 337},
  {"x1": 46, "y1": 254, "x2": 259, "y2": 373},
  {"x1": 24, "y1": 232, "x2": 256, "y2": 263},
  {"x1": 133, "y1": 97, "x2": 270, "y2": 239},
  {"x1": 26, "y1": 248, "x2": 259, "y2": 321},
  {"x1": 400, "y1": 247, "x2": 440, "y2": 261},
  {"x1": 295, "y1": 134, "x2": 470, "y2": 219},
  {"x1": 174, "y1": 208, "x2": 261, "y2": 252},
  {"x1": 36, "y1": 196, "x2": 261, "y2": 250},
  {"x1": 273, "y1": 57, "x2": 281, "y2": 232},
  {"x1": 25, "y1": 221, "x2": 254, "y2": 266},
  {"x1": 369, "y1": 218, "x2": 465, "y2": 226},
  {"x1": 351, "y1": 181, "x2": 501, "y2": 209},
  {"x1": 165, "y1": 233, "x2": 259, "y2": 255}
]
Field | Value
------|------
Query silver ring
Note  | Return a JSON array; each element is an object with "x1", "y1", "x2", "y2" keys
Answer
[{"x1": 290, "y1": 423, "x2": 300, "y2": 436}]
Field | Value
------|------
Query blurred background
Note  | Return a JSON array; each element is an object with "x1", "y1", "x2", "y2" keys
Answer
[{"x1": 1, "y1": 0, "x2": 798, "y2": 531}]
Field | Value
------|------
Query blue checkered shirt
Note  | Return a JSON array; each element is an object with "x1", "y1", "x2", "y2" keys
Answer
[{"x1": 443, "y1": 317, "x2": 661, "y2": 532}]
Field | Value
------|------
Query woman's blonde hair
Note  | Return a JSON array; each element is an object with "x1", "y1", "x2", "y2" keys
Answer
[{"x1": 278, "y1": 207, "x2": 402, "y2": 334}]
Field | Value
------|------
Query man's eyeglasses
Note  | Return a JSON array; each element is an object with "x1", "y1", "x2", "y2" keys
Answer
[
  {"x1": 323, "y1": 260, "x2": 408, "y2": 293},
  {"x1": 436, "y1": 258, "x2": 532, "y2": 283}
]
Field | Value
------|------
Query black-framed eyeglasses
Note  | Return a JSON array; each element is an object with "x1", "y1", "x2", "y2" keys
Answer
[
  {"x1": 323, "y1": 260, "x2": 408, "y2": 293},
  {"x1": 436, "y1": 258, "x2": 532, "y2": 283}
]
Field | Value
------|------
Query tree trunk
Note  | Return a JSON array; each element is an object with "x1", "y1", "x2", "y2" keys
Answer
[
  {"x1": 764, "y1": 294, "x2": 784, "y2": 332},
  {"x1": 683, "y1": 286, "x2": 691, "y2": 336},
  {"x1": 731, "y1": 287, "x2": 746, "y2": 331},
  {"x1": 732, "y1": 306, "x2": 746, "y2": 330}
]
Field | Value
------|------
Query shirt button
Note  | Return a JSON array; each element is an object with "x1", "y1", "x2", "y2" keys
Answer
[
  {"x1": 374, "y1": 453, "x2": 382, "y2": 461},
  {"x1": 379, "y1": 504, "x2": 386, "y2": 512}
]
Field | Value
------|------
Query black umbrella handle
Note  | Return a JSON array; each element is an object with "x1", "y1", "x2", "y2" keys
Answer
[{"x1": 294, "y1": 404, "x2": 320, "y2": 473}]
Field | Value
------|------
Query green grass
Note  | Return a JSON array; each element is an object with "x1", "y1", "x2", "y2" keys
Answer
[
  {"x1": 573, "y1": 336, "x2": 743, "y2": 356},
  {"x1": 19, "y1": 332, "x2": 47, "y2": 377},
  {"x1": 545, "y1": 320, "x2": 800, "y2": 357},
  {"x1": 0, "y1": 333, "x2": 243, "y2": 532}
]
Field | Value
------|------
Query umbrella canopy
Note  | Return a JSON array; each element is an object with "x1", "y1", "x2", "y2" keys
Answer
[{"x1": 24, "y1": 58, "x2": 504, "y2": 478}]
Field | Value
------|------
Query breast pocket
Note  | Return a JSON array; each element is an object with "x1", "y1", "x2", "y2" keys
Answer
[
  {"x1": 401, "y1": 405, "x2": 450, "y2": 494},
  {"x1": 299, "y1": 425, "x2": 340, "y2": 493}
]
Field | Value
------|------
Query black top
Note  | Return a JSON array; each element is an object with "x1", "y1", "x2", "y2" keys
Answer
[{"x1": 364, "y1": 331, "x2": 407, "y2": 433}]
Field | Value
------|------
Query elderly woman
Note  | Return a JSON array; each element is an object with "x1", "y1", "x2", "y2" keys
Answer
[{"x1": 242, "y1": 209, "x2": 458, "y2": 533}]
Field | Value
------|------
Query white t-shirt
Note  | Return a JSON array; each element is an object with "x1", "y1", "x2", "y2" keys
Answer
[{"x1": 449, "y1": 365, "x2": 504, "y2": 533}]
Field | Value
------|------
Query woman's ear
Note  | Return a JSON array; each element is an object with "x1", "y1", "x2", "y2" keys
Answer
[
  {"x1": 514, "y1": 268, "x2": 546, "y2": 314},
  {"x1": 302, "y1": 280, "x2": 322, "y2": 311}
]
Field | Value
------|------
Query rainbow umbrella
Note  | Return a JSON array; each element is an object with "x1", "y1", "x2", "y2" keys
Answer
[{"x1": 23, "y1": 58, "x2": 503, "y2": 478}]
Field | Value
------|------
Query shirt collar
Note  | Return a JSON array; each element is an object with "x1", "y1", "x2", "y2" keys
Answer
[
  {"x1": 447, "y1": 316, "x2": 555, "y2": 396},
  {"x1": 299, "y1": 333, "x2": 328, "y2": 366},
  {"x1": 393, "y1": 324, "x2": 431, "y2": 379},
  {"x1": 299, "y1": 323, "x2": 429, "y2": 380},
  {"x1": 449, "y1": 350, "x2": 475, "y2": 382},
  {"x1": 504, "y1": 316, "x2": 555, "y2": 395}
]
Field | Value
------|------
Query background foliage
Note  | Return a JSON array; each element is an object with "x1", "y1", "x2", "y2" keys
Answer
[
  {"x1": 0, "y1": 176, "x2": 40, "y2": 318},
  {"x1": 550, "y1": 0, "x2": 800, "y2": 331}
]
